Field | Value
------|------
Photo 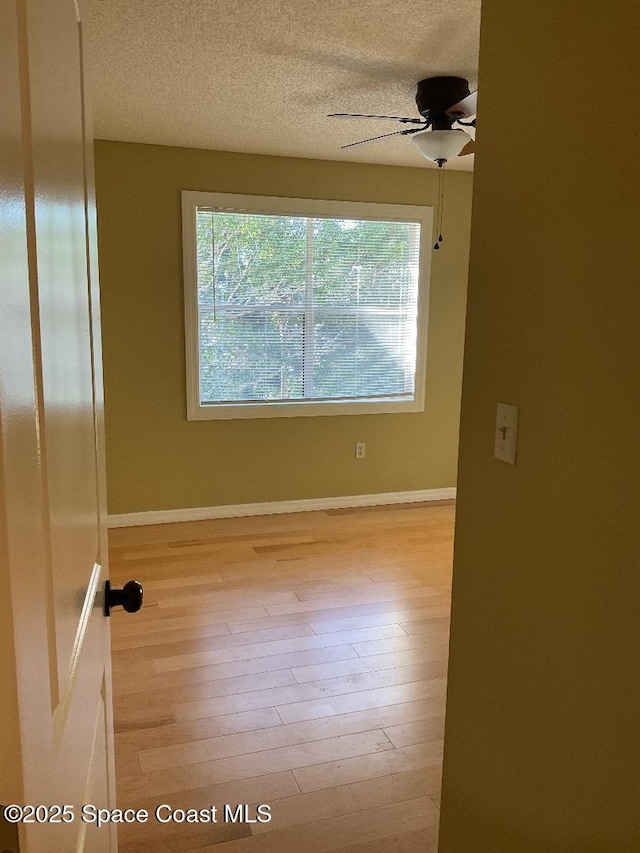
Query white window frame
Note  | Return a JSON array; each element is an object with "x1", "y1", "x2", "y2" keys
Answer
[{"x1": 182, "y1": 190, "x2": 433, "y2": 420}]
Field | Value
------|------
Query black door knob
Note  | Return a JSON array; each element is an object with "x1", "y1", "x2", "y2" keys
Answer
[{"x1": 104, "y1": 579, "x2": 143, "y2": 617}]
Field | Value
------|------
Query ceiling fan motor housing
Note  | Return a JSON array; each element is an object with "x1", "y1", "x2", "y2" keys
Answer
[{"x1": 416, "y1": 76, "x2": 470, "y2": 128}]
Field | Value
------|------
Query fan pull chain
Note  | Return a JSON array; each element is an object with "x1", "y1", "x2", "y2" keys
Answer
[{"x1": 434, "y1": 162, "x2": 445, "y2": 250}]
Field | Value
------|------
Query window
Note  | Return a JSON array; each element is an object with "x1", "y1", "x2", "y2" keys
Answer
[{"x1": 182, "y1": 191, "x2": 432, "y2": 419}]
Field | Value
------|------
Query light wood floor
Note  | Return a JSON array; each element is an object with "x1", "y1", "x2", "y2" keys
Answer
[{"x1": 109, "y1": 501, "x2": 455, "y2": 853}]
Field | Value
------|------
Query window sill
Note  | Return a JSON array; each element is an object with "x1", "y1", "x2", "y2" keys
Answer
[{"x1": 187, "y1": 397, "x2": 424, "y2": 420}]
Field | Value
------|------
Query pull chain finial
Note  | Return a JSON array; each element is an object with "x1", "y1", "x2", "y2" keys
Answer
[{"x1": 433, "y1": 159, "x2": 446, "y2": 250}]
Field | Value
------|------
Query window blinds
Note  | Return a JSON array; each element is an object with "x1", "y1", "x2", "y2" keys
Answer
[{"x1": 196, "y1": 209, "x2": 421, "y2": 407}]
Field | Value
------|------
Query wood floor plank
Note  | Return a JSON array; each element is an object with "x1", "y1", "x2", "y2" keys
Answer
[
  {"x1": 109, "y1": 657, "x2": 155, "y2": 683},
  {"x1": 327, "y1": 826, "x2": 440, "y2": 853},
  {"x1": 111, "y1": 618, "x2": 232, "y2": 651},
  {"x1": 113, "y1": 622, "x2": 318, "y2": 665},
  {"x1": 401, "y1": 616, "x2": 453, "y2": 635},
  {"x1": 265, "y1": 587, "x2": 450, "y2": 616},
  {"x1": 115, "y1": 749, "x2": 141, "y2": 780},
  {"x1": 115, "y1": 706, "x2": 285, "y2": 754},
  {"x1": 145, "y1": 572, "x2": 376, "y2": 603},
  {"x1": 307, "y1": 602, "x2": 448, "y2": 634},
  {"x1": 153, "y1": 624, "x2": 409, "y2": 673},
  {"x1": 114, "y1": 607, "x2": 269, "y2": 637},
  {"x1": 115, "y1": 770, "x2": 300, "y2": 831},
  {"x1": 291, "y1": 579, "x2": 425, "y2": 601},
  {"x1": 276, "y1": 677, "x2": 447, "y2": 725},
  {"x1": 290, "y1": 642, "x2": 449, "y2": 683},
  {"x1": 164, "y1": 531, "x2": 318, "y2": 551},
  {"x1": 113, "y1": 644, "x2": 360, "y2": 697},
  {"x1": 134, "y1": 697, "x2": 447, "y2": 774},
  {"x1": 383, "y1": 715, "x2": 446, "y2": 748},
  {"x1": 172, "y1": 661, "x2": 447, "y2": 723},
  {"x1": 350, "y1": 628, "x2": 450, "y2": 658},
  {"x1": 113, "y1": 545, "x2": 259, "y2": 571},
  {"x1": 114, "y1": 668, "x2": 299, "y2": 715},
  {"x1": 118, "y1": 730, "x2": 393, "y2": 802},
  {"x1": 114, "y1": 706, "x2": 175, "y2": 734},
  {"x1": 293, "y1": 739, "x2": 444, "y2": 794},
  {"x1": 157, "y1": 587, "x2": 300, "y2": 610},
  {"x1": 250, "y1": 767, "x2": 442, "y2": 836},
  {"x1": 109, "y1": 501, "x2": 455, "y2": 853},
  {"x1": 193, "y1": 796, "x2": 439, "y2": 853},
  {"x1": 226, "y1": 596, "x2": 445, "y2": 634},
  {"x1": 118, "y1": 819, "x2": 250, "y2": 852}
]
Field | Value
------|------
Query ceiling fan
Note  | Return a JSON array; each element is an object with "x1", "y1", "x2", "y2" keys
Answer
[{"x1": 329, "y1": 76, "x2": 477, "y2": 167}]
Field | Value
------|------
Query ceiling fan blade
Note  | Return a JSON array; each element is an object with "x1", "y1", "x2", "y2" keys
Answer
[
  {"x1": 445, "y1": 90, "x2": 478, "y2": 119},
  {"x1": 341, "y1": 127, "x2": 421, "y2": 149},
  {"x1": 329, "y1": 113, "x2": 425, "y2": 125},
  {"x1": 458, "y1": 139, "x2": 476, "y2": 156}
]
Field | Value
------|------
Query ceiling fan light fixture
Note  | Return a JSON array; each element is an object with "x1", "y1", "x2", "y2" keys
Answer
[{"x1": 411, "y1": 129, "x2": 472, "y2": 165}]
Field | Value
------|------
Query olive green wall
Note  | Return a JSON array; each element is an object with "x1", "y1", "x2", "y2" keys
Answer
[
  {"x1": 94, "y1": 141, "x2": 472, "y2": 514},
  {"x1": 440, "y1": 3, "x2": 640, "y2": 852}
]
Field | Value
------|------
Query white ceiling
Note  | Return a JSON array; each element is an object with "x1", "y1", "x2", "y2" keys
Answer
[{"x1": 89, "y1": 0, "x2": 481, "y2": 171}]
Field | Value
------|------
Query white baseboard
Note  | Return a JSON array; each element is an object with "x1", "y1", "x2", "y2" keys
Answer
[{"x1": 107, "y1": 487, "x2": 457, "y2": 529}]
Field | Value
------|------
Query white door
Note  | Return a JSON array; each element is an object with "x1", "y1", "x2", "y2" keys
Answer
[{"x1": 0, "y1": 2, "x2": 117, "y2": 851}]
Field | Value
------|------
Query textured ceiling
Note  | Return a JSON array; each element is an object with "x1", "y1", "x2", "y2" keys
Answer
[{"x1": 88, "y1": 0, "x2": 481, "y2": 171}]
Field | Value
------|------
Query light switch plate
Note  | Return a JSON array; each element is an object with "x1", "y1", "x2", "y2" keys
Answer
[{"x1": 494, "y1": 403, "x2": 519, "y2": 465}]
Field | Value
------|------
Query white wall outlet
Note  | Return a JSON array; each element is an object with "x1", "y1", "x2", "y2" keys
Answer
[
  {"x1": 494, "y1": 403, "x2": 519, "y2": 465},
  {"x1": 355, "y1": 442, "x2": 366, "y2": 460}
]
